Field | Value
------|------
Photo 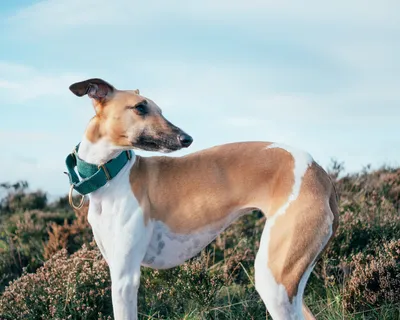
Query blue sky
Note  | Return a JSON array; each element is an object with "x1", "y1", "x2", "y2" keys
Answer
[{"x1": 0, "y1": 1, "x2": 399, "y2": 197}]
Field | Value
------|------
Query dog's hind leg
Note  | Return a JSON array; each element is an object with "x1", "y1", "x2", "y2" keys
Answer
[
  {"x1": 254, "y1": 168, "x2": 338, "y2": 319},
  {"x1": 254, "y1": 208, "x2": 333, "y2": 319}
]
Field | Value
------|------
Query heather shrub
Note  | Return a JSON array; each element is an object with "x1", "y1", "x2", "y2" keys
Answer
[
  {"x1": 343, "y1": 239, "x2": 400, "y2": 312},
  {"x1": 0, "y1": 242, "x2": 263, "y2": 320},
  {"x1": 326, "y1": 191, "x2": 399, "y2": 259},
  {"x1": 313, "y1": 167, "x2": 400, "y2": 317},
  {"x1": 0, "y1": 243, "x2": 112, "y2": 320},
  {"x1": 0, "y1": 200, "x2": 91, "y2": 291},
  {"x1": 0, "y1": 167, "x2": 399, "y2": 318},
  {"x1": 212, "y1": 212, "x2": 263, "y2": 285},
  {"x1": 319, "y1": 168, "x2": 399, "y2": 260},
  {"x1": 43, "y1": 201, "x2": 92, "y2": 259},
  {"x1": 0, "y1": 210, "x2": 69, "y2": 291}
]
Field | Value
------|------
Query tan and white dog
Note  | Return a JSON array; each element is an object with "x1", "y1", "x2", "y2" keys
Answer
[{"x1": 68, "y1": 78, "x2": 338, "y2": 320}]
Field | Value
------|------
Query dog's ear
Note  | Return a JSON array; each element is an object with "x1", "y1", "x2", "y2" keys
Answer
[{"x1": 69, "y1": 78, "x2": 115, "y2": 101}]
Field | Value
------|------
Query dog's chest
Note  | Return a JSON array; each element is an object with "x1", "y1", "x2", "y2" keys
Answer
[{"x1": 86, "y1": 172, "x2": 153, "y2": 266}]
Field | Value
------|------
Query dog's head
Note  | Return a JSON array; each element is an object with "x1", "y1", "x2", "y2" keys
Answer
[{"x1": 69, "y1": 78, "x2": 193, "y2": 153}]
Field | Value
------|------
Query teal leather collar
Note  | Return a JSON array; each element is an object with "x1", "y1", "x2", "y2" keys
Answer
[{"x1": 65, "y1": 143, "x2": 132, "y2": 195}]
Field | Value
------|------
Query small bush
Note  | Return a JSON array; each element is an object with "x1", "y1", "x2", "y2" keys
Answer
[
  {"x1": 343, "y1": 239, "x2": 400, "y2": 312},
  {"x1": 0, "y1": 211, "x2": 60, "y2": 291},
  {"x1": 0, "y1": 243, "x2": 112, "y2": 320},
  {"x1": 43, "y1": 201, "x2": 92, "y2": 259},
  {"x1": 318, "y1": 168, "x2": 400, "y2": 286},
  {"x1": 0, "y1": 205, "x2": 91, "y2": 291}
]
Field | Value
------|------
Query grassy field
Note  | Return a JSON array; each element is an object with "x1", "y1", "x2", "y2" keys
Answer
[{"x1": 0, "y1": 163, "x2": 399, "y2": 319}]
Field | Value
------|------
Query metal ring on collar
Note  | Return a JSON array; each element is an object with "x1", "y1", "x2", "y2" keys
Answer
[{"x1": 68, "y1": 184, "x2": 85, "y2": 210}]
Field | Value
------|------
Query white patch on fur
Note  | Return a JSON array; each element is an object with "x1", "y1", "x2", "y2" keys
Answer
[
  {"x1": 78, "y1": 138, "x2": 123, "y2": 165},
  {"x1": 78, "y1": 137, "x2": 152, "y2": 320},
  {"x1": 254, "y1": 143, "x2": 313, "y2": 320}
]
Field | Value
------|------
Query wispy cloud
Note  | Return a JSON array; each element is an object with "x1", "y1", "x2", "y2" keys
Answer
[
  {"x1": 0, "y1": 62, "x2": 85, "y2": 103},
  {"x1": 7, "y1": 0, "x2": 400, "y2": 34}
]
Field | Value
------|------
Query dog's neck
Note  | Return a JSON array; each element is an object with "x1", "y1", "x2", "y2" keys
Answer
[
  {"x1": 78, "y1": 136, "x2": 133, "y2": 166},
  {"x1": 78, "y1": 116, "x2": 122, "y2": 165}
]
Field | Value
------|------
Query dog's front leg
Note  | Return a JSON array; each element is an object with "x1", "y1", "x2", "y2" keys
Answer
[
  {"x1": 108, "y1": 210, "x2": 153, "y2": 320},
  {"x1": 110, "y1": 264, "x2": 141, "y2": 320}
]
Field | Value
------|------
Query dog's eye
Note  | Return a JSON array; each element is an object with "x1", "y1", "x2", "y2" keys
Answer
[{"x1": 131, "y1": 104, "x2": 147, "y2": 115}]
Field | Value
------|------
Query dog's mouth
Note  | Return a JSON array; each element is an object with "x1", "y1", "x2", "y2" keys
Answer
[{"x1": 132, "y1": 135, "x2": 182, "y2": 153}]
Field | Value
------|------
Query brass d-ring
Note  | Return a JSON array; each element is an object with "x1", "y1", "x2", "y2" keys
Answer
[{"x1": 68, "y1": 185, "x2": 85, "y2": 210}]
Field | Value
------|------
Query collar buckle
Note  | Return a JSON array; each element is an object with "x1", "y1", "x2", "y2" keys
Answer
[{"x1": 98, "y1": 164, "x2": 111, "y2": 180}]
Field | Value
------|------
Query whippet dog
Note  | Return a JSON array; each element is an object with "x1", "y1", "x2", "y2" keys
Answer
[{"x1": 65, "y1": 78, "x2": 338, "y2": 320}]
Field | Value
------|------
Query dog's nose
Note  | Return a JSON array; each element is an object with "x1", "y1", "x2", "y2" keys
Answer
[{"x1": 178, "y1": 133, "x2": 193, "y2": 148}]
